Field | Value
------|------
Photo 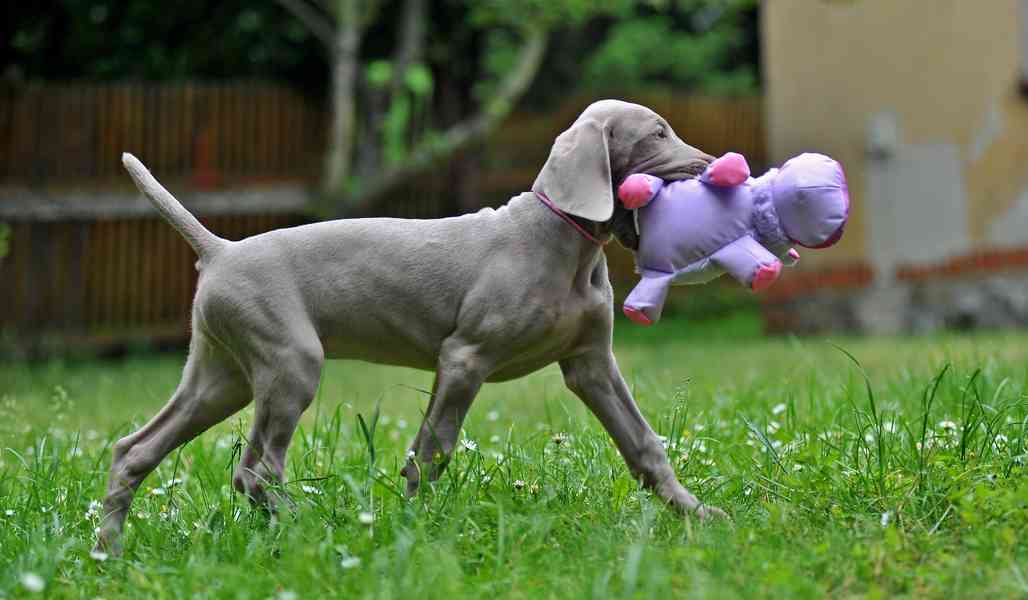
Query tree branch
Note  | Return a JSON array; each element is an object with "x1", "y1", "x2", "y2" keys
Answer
[
  {"x1": 275, "y1": 0, "x2": 337, "y2": 50},
  {"x1": 337, "y1": 27, "x2": 548, "y2": 215}
]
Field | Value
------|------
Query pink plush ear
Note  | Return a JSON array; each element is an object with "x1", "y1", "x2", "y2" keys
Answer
[
  {"x1": 702, "y1": 152, "x2": 750, "y2": 187},
  {"x1": 617, "y1": 173, "x2": 662, "y2": 209}
]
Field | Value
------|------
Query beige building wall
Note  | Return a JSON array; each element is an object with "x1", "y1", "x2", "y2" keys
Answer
[{"x1": 764, "y1": 0, "x2": 1028, "y2": 272}]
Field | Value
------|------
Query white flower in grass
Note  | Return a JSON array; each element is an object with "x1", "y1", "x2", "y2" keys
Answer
[
  {"x1": 379, "y1": 415, "x2": 391, "y2": 426},
  {"x1": 300, "y1": 484, "x2": 322, "y2": 496},
  {"x1": 460, "y1": 439, "x2": 478, "y2": 452},
  {"x1": 85, "y1": 500, "x2": 102, "y2": 519},
  {"x1": 358, "y1": 511, "x2": 374, "y2": 525},
  {"x1": 767, "y1": 421, "x2": 781, "y2": 434},
  {"x1": 693, "y1": 423, "x2": 706, "y2": 432},
  {"x1": 397, "y1": 418, "x2": 408, "y2": 430},
  {"x1": 696, "y1": 441, "x2": 708, "y2": 454},
  {"x1": 513, "y1": 479, "x2": 526, "y2": 491},
  {"x1": 489, "y1": 434, "x2": 501, "y2": 444},
  {"x1": 340, "y1": 556, "x2": 361, "y2": 570},
  {"x1": 772, "y1": 403, "x2": 787, "y2": 416},
  {"x1": 657, "y1": 435, "x2": 669, "y2": 449},
  {"x1": 149, "y1": 487, "x2": 166, "y2": 496},
  {"x1": 882, "y1": 421, "x2": 898, "y2": 434},
  {"x1": 407, "y1": 450, "x2": 416, "y2": 460},
  {"x1": 880, "y1": 511, "x2": 891, "y2": 528},
  {"x1": 89, "y1": 549, "x2": 109, "y2": 562},
  {"x1": 4, "y1": 509, "x2": 14, "y2": 517},
  {"x1": 864, "y1": 432, "x2": 875, "y2": 444},
  {"x1": 20, "y1": 572, "x2": 45, "y2": 593},
  {"x1": 793, "y1": 464, "x2": 804, "y2": 472},
  {"x1": 486, "y1": 410, "x2": 500, "y2": 422},
  {"x1": 992, "y1": 434, "x2": 1009, "y2": 449},
  {"x1": 275, "y1": 590, "x2": 298, "y2": 600},
  {"x1": 938, "y1": 420, "x2": 958, "y2": 433},
  {"x1": 743, "y1": 487, "x2": 752, "y2": 496},
  {"x1": 164, "y1": 477, "x2": 185, "y2": 488}
]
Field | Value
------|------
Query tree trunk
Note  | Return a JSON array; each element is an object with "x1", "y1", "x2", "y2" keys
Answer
[
  {"x1": 338, "y1": 27, "x2": 548, "y2": 216},
  {"x1": 322, "y1": 0, "x2": 362, "y2": 196}
]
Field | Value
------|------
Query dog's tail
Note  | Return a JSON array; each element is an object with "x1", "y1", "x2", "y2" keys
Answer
[{"x1": 122, "y1": 153, "x2": 226, "y2": 262}]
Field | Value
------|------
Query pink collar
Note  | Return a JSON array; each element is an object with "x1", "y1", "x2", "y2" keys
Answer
[{"x1": 534, "y1": 191, "x2": 608, "y2": 246}]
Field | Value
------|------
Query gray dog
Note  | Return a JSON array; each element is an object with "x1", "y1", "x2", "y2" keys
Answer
[{"x1": 96, "y1": 99, "x2": 724, "y2": 553}]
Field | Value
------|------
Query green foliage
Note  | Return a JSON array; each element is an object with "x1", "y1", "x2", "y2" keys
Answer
[
  {"x1": 1, "y1": 328, "x2": 1026, "y2": 598},
  {"x1": 583, "y1": 2, "x2": 758, "y2": 95},
  {"x1": 2, "y1": 1, "x2": 325, "y2": 87},
  {"x1": 0, "y1": 223, "x2": 9, "y2": 259}
]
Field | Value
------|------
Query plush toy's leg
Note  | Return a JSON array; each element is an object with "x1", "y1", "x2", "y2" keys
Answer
[
  {"x1": 710, "y1": 235, "x2": 782, "y2": 291},
  {"x1": 623, "y1": 270, "x2": 675, "y2": 325}
]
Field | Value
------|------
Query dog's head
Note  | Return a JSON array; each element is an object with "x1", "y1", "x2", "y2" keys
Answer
[{"x1": 532, "y1": 99, "x2": 713, "y2": 249}]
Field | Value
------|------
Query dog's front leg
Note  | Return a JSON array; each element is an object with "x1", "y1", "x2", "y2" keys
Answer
[
  {"x1": 560, "y1": 351, "x2": 727, "y2": 520},
  {"x1": 402, "y1": 340, "x2": 488, "y2": 496}
]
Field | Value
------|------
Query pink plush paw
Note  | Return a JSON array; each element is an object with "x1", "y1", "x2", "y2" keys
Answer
[
  {"x1": 788, "y1": 248, "x2": 800, "y2": 261},
  {"x1": 705, "y1": 152, "x2": 750, "y2": 187},
  {"x1": 751, "y1": 261, "x2": 782, "y2": 291},
  {"x1": 623, "y1": 306, "x2": 653, "y2": 326},
  {"x1": 618, "y1": 174, "x2": 659, "y2": 209}
]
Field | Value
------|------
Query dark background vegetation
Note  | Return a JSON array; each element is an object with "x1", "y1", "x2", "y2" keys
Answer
[{"x1": 2, "y1": 1, "x2": 759, "y2": 105}]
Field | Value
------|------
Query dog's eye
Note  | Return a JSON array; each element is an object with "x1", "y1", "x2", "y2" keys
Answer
[{"x1": 655, "y1": 128, "x2": 667, "y2": 139}]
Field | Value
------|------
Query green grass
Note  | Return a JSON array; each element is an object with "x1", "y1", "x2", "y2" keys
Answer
[{"x1": 1, "y1": 320, "x2": 1026, "y2": 599}]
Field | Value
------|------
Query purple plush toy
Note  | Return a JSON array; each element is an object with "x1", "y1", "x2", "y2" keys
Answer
[{"x1": 617, "y1": 152, "x2": 849, "y2": 325}]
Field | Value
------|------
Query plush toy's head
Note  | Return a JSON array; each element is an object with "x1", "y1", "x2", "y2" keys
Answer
[{"x1": 771, "y1": 153, "x2": 848, "y2": 248}]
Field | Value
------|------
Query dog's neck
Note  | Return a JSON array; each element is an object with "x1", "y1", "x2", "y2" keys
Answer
[
  {"x1": 533, "y1": 191, "x2": 612, "y2": 246},
  {"x1": 506, "y1": 192, "x2": 610, "y2": 263}
]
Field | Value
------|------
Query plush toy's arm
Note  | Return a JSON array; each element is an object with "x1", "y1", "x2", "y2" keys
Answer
[
  {"x1": 700, "y1": 152, "x2": 750, "y2": 187},
  {"x1": 617, "y1": 174, "x2": 665, "y2": 209},
  {"x1": 710, "y1": 235, "x2": 782, "y2": 291},
  {"x1": 622, "y1": 269, "x2": 675, "y2": 325}
]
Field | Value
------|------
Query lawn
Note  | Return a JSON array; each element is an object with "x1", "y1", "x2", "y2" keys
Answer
[{"x1": 1, "y1": 317, "x2": 1026, "y2": 599}]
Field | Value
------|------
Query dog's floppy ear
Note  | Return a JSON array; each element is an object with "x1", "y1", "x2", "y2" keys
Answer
[{"x1": 532, "y1": 118, "x2": 614, "y2": 222}]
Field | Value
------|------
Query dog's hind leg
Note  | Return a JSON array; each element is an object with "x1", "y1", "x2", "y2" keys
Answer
[
  {"x1": 402, "y1": 340, "x2": 488, "y2": 496},
  {"x1": 231, "y1": 336, "x2": 324, "y2": 509},
  {"x1": 96, "y1": 335, "x2": 250, "y2": 554}
]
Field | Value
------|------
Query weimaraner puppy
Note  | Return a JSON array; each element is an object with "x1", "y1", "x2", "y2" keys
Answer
[{"x1": 96, "y1": 99, "x2": 724, "y2": 553}]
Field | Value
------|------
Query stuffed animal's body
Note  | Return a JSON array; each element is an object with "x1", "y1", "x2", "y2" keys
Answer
[{"x1": 617, "y1": 152, "x2": 848, "y2": 325}]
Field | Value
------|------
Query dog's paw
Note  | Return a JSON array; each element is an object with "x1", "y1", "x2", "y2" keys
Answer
[
  {"x1": 695, "y1": 504, "x2": 730, "y2": 522},
  {"x1": 93, "y1": 532, "x2": 123, "y2": 558}
]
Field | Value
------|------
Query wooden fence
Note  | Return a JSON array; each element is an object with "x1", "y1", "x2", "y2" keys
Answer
[
  {"x1": 0, "y1": 82, "x2": 324, "y2": 185},
  {"x1": 0, "y1": 82, "x2": 765, "y2": 352},
  {"x1": 0, "y1": 215, "x2": 303, "y2": 353}
]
